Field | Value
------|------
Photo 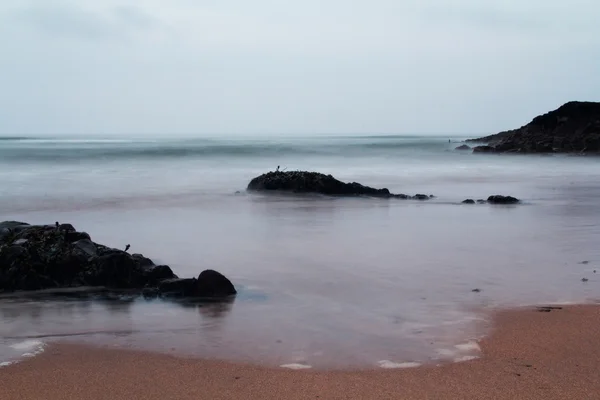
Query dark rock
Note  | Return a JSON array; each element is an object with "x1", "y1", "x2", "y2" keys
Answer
[
  {"x1": 196, "y1": 269, "x2": 237, "y2": 298},
  {"x1": 462, "y1": 199, "x2": 475, "y2": 204},
  {"x1": 73, "y1": 239, "x2": 97, "y2": 258},
  {"x1": 247, "y1": 170, "x2": 393, "y2": 197},
  {"x1": 144, "y1": 265, "x2": 177, "y2": 286},
  {"x1": 158, "y1": 278, "x2": 197, "y2": 297},
  {"x1": 86, "y1": 251, "x2": 145, "y2": 288},
  {"x1": 57, "y1": 223, "x2": 75, "y2": 232},
  {"x1": 0, "y1": 220, "x2": 234, "y2": 299},
  {"x1": 471, "y1": 288, "x2": 481, "y2": 293},
  {"x1": 65, "y1": 231, "x2": 91, "y2": 243},
  {"x1": 412, "y1": 194, "x2": 430, "y2": 201},
  {"x1": 476, "y1": 199, "x2": 487, "y2": 204},
  {"x1": 455, "y1": 144, "x2": 471, "y2": 150},
  {"x1": 467, "y1": 101, "x2": 600, "y2": 154},
  {"x1": 487, "y1": 195, "x2": 520, "y2": 204},
  {"x1": 132, "y1": 253, "x2": 155, "y2": 268},
  {"x1": 473, "y1": 145, "x2": 496, "y2": 153}
]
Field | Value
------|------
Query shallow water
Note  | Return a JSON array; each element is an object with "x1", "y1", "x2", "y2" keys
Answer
[{"x1": 1, "y1": 135, "x2": 599, "y2": 369}]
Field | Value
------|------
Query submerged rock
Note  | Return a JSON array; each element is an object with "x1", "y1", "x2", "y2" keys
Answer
[
  {"x1": 462, "y1": 199, "x2": 476, "y2": 204},
  {"x1": 487, "y1": 195, "x2": 520, "y2": 204},
  {"x1": 247, "y1": 170, "x2": 430, "y2": 200},
  {"x1": 455, "y1": 144, "x2": 471, "y2": 151},
  {"x1": 0, "y1": 221, "x2": 236, "y2": 299}
]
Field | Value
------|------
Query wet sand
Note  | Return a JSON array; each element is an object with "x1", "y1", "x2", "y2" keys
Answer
[{"x1": 1, "y1": 304, "x2": 599, "y2": 400}]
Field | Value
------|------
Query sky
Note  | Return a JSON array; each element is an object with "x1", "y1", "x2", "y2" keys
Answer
[{"x1": 0, "y1": 0, "x2": 599, "y2": 136}]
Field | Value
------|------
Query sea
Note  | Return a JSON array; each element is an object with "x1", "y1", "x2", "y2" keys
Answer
[{"x1": 0, "y1": 134, "x2": 599, "y2": 369}]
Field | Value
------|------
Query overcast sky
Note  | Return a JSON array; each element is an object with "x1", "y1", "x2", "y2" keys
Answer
[{"x1": 1, "y1": 0, "x2": 599, "y2": 136}]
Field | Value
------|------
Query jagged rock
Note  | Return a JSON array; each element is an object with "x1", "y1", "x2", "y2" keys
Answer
[
  {"x1": 487, "y1": 195, "x2": 520, "y2": 204},
  {"x1": 467, "y1": 101, "x2": 600, "y2": 154},
  {"x1": 0, "y1": 221, "x2": 235, "y2": 299},
  {"x1": 247, "y1": 170, "x2": 392, "y2": 197},
  {"x1": 455, "y1": 144, "x2": 471, "y2": 150},
  {"x1": 247, "y1": 170, "x2": 429, "y2": 200},
  {"x1": 73, "y1": 239, "x2": 97, "y2": 258},
  {"x1": 462, "y1": 199, "x2": 475, "y2": 204}
]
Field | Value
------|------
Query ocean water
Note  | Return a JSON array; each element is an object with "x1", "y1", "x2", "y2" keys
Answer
[{"x1": 1, "y1": 135, "x2": 599, "y2": 369}]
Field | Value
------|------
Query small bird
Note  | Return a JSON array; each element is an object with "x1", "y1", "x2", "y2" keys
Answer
[
  {"x1": 276, "y1": 165, "x2": 280, "y2": 172},
  {"x1": 125, "y1": 244, "x2": 130, "y2": 252},
  {"x1": 55, "y1": 221, "x2": 59, "y2": 229}
]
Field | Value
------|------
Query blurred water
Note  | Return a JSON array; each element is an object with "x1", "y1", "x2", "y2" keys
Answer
[{"x1": 0, "y1": 135, "x2": 599, "y2": 369}]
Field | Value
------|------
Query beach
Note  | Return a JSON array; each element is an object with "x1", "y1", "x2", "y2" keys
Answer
[
  {"x1": 1, "y1": 304, "x2": 599, "y2": 399},
  {"x1": 1, "y1": 135, "x2": 600, "y2": 368}
]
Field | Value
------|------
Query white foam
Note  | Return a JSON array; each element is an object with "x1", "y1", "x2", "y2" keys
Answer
[
  {"x1": 0, "y1": 361, "x2": 14, "y2": 368},
  {"x1": 378, "y1": 360, "x2": 421, "y2": 369},
  {"x1": 10, "y1": 340, "x2": 44, "y2": 351},
  {"x1": 455, "y1": 341, "x2": 481, "y2": 352},
  {"x1": 454, "y1": 355, "x2": 479, "y2": 362},
  {"x1": 280, "y1": 363, "x2": 312, "y2": 370}
]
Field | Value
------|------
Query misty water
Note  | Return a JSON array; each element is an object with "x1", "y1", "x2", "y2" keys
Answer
[{"x1": 1, "y1": 135, "x2": 599, "y2": 369}]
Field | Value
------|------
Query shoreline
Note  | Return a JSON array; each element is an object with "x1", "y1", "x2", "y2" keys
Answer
[{"x1": 1, "y1": 304, "x2": 600, "y2": 399}]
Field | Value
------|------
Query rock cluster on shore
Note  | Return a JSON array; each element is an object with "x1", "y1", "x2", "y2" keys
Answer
[
  {"x1": 247, "y1": 170, "x2": 433, "y2": 200},
  {"x1": 0, "y1": 221, "x2": 236, "y2": 298},
  {"x1": 465, "y1": 101, "x2": 600, "y2": 154}
]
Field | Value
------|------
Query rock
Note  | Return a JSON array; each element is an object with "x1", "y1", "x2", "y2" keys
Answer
[
  {"x1": 157, "y1": 270, "x2": 237, "y2": 299},
  {"x1": 65, "y1": 231, "x2": 91, "y2": 243},
  {"x1": 487, "y1": 195, "x2": 520, "y2": 204},
  {"x1": 476, "y1": 199, "x2": 487, "y2": 204},
  {"x1": 73, "y1": 239, "x2": 97, "y2": 257},
  {"x1": 132, "y1": 253, "x2": 154, "y2": 268},
  {"x1": 86, "y1": 251, "x2": 145, "y2": 288},
  {"x1": 467, "y1": 101, "x2": 600, "y2": 154},
  {"x1": 472, "y1": 145, "x2": 496, "y2": 153},
  {"x1": 462, "y1": 199, "x2": 475, "y2": 204},
  {"x1": 57, "y1": 223, "x2": 75, "y2": 232},
  {"x1": 0, "y1": 220, "x2": 235, "y2": 300},
  {"x1": 0, "y1": 221, "x2": 30, "y2": 243},
  {"x1": 412, "y1": 194, "x2": 430, "y2": 201},
  {"x1": 196, "y1": 269, "x2": 237, "y2": 298},
  {"x1": 158, "y1": 278, "x2": 197, "y2": 297},
  {"x1": 144, "y1": 265, "x2": 177, "y2": 286},
  {"x1": 455, "y1": 144, "x2": 471, "y2": 150},
  {"x1": 247, "y1": 170, "x2": 393, "y2": 197}
]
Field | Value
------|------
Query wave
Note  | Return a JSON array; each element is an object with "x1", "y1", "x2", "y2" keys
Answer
[{"x1": 0, "y1": 136, "x2": 460, "y2": 162}]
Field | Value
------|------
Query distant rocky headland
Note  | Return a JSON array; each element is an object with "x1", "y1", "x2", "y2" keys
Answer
[{"x1": 464, "y1": 101, "x2": 600, "y2": 154}]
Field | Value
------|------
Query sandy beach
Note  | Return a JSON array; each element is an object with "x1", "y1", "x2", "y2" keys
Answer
[{"x1": 0, "y1": 304, "x2": 598, "y2": 400}]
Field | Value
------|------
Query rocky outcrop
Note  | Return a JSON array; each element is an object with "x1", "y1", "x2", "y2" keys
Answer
[
  {"x1": 487, "y1": 195, "x2": 520, "y2": 204},
  {"x1": 455, "y1": 144, "x2": 471, "y2": 151},
  {"x1": 462, "y1": 196, "x2": 520, "y2": 204},
  {"x1": 466, "y1": 101, "x2": 600, "y2": 154},
  {"x1": 0, "y1": 221, "x2": 236, "y2": 298},
  {"x1": 247, "y1": 171, "x2": 433, "y2": 200}
]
